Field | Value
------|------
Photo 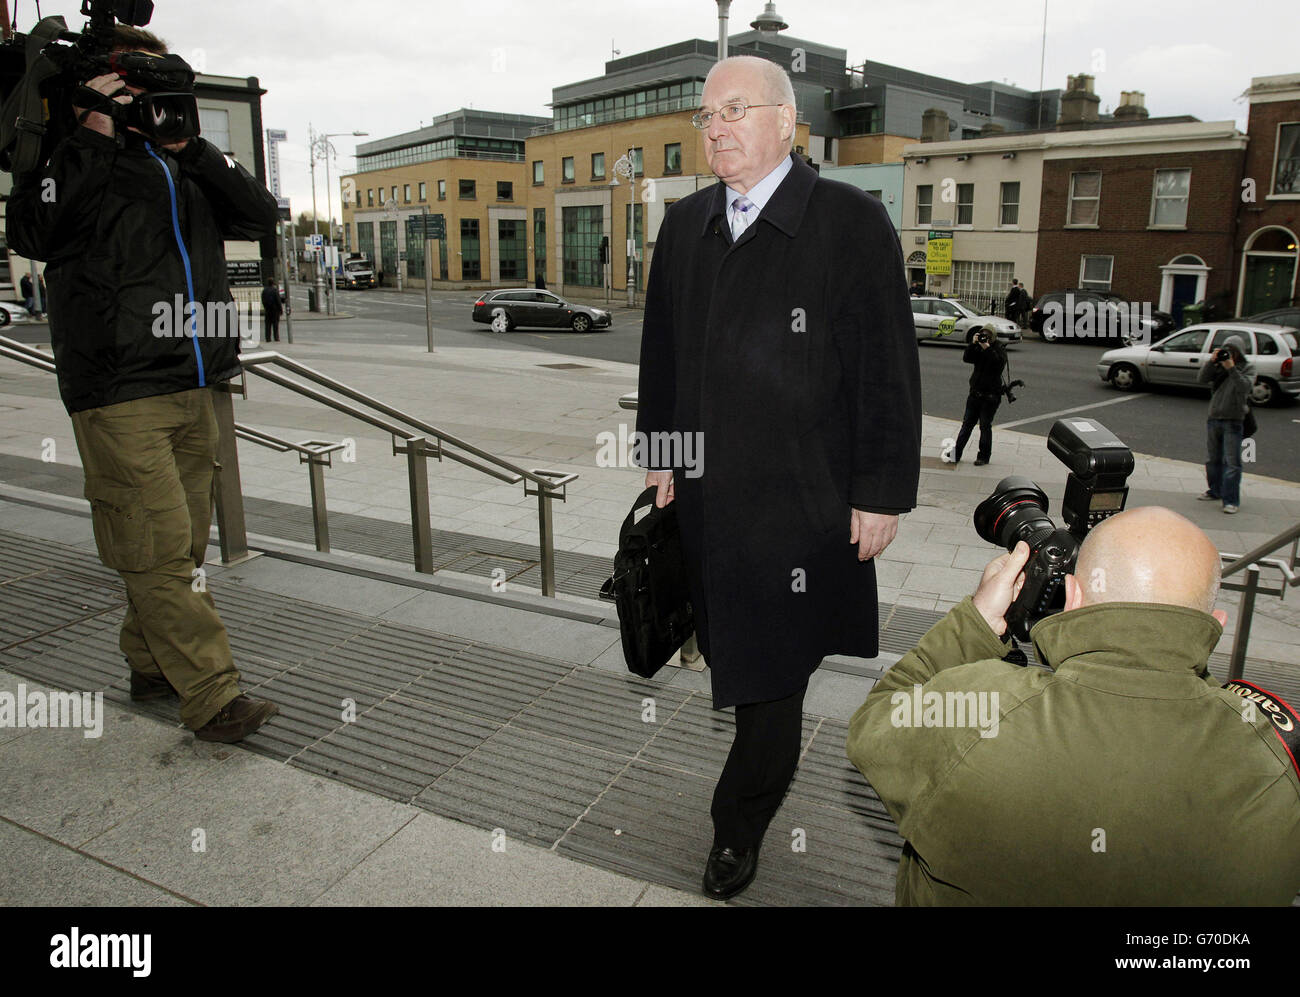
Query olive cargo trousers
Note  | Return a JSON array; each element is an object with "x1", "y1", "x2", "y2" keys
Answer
[{"x1": 70, "y1": 387, "x2": 241, "y2": 729}]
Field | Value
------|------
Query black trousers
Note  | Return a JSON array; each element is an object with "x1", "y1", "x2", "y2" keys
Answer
[
  {"x1": 711, "y1": 683, "x2": 807, "y2": 849},
  {"x1": 954, "y1": 391, "x2": 1000, "y2": 461},
  {"x1": 264, "y1": 315, "x2": 280, "y2": 342}
]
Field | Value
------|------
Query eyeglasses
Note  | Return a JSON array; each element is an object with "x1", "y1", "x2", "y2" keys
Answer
[{"x1": 690, "y1": 102, "x2": 782, "y2": 130}]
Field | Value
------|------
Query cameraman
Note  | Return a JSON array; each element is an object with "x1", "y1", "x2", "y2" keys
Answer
[
  {"x1": 845, "y1": 506, "x2": 1300, "y2": 905},
  {"x1": 950, "y1": 324, "x2": 1006, "y2": 466},
  {"x1": 1196, "y1": 335, "x2": 1252, "y2": 514},
  {"x1": 7, "y1": 25, "x2": 280, "y2": 742}
]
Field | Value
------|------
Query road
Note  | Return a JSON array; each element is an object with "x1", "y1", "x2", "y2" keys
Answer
[{"x1": 5, "y1": 283, "x2": 1296, "y2": 482}]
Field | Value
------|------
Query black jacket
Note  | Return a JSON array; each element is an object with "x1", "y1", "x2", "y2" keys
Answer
[
  {"x1": 963, "y1": 340, "x2": 1007, "y2": 395},
  {"x1": 260, "y1": 285, "x2": 283, "y2": 319},
  {"x1": 7, "y1": 126, "x2": 279, "y2": 413}
]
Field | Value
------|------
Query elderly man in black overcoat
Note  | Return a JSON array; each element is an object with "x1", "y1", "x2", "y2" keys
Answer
[{"x1": 636, "y1": 55, "x2": 922, "y2": 900}]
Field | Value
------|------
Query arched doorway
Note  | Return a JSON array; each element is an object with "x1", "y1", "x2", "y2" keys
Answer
[
  {"x1": 906, "y1": 250, "x2": 926, "y2": 291},
  {"x1": 1237, "y1": 226, "x2": 1298, "y2": 316},
  {"x1": 1159, "y1": 253, "x2": 1209, "y2": 326}
]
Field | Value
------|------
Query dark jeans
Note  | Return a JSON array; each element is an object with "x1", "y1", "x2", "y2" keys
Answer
[
  {"x1": 955, "y1": 391, "x2": 1001, "y2": 461},
  {"x1": 711, "y1": 683, "x2": 807, "y2": 850},
  {"x1": 264, "y1": 315, "x2": 280, "y2": 342},
  {"x1": 1205, "y1": 418, "x2": 1243, "y2": 506}
]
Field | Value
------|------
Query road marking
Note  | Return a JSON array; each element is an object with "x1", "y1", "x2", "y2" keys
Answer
[{"x1": 997, "y1": 392, "x2": 1149, "y2": 430}]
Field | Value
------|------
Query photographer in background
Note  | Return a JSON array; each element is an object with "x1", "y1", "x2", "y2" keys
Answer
[
  {"x1": 7, "y1": 24, "x2": 280, "y2": 743},
  {"x1": 846, "y1": 506, "x2": 1300, "y2": 905},
  {"x1": 1196, "y1": 335, "x2": 1252, "y2": 514},
  {"x1": 950, "y1": 325, "x2": 1007, "y2": 466}
]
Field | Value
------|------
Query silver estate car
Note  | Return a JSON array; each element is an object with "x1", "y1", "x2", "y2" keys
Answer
[
  {"x1": 1096, "y1": 322, "x2": 1300, "y2": 405},
  {"x1": 911, "y1": 296, "x2": 1021, "y2": 346}
]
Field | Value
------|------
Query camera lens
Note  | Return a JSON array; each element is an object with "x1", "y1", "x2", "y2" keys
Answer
[{"x1": 974, "y1": 475, "x2": 1053, "y2": 550}]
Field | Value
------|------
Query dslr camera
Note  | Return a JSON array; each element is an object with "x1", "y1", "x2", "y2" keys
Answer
[
  {"x1": 1215, "y1": 348, "x2": 1232, "y2": 363},
  {"x1": 973, "y1": 418, "x2": 1134, "y2": 643},
  {"x1": 0, "y1": 0, "x2": 200, "y2": 177}
]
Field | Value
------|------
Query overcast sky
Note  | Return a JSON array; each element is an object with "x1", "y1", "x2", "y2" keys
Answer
[{"x1": 29, "y1": 0, "x2": 1297, "y2": 217}]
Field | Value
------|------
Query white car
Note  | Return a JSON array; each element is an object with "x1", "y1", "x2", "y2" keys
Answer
[
  {"x1": 911, "y1": 296, "x2": 1021, "y2": 346},
  {"x1": 0, "y1": 301, "x2": 32, "y2": 327},
  {"x1": 1096, "y1": 322, "x2": 1300, "y2": 405}
]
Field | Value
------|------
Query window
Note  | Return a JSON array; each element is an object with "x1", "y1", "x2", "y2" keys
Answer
[
  {"x1": 533, "y1": 160, "x2": 544, "y2": 185},
  {"x1": 1210, "y1": 330, "x2": 1252, "y2": 355},
  {"x1": 1079, "y1": 255, "x2": 1113, "y2": 291},
  {"x1": 533, "y1": 207, "x2": 547, "y2": 283},
  {"x1": 1275, "y1": 123, "x2": 1300, "y2": 195},
  {"x1": 1150, "y1": 169, "x2": 1190, "y2": 227},
  {"x1": 460, "y1": 218, "x2": 480, "y2": 280},
  {"x1": 403, "y1": 184, "x2": 411, "y2": 203},
  {"x1": 198, "y1": 108, "x2": 231, "y2": 154},
  {"x1": 562, "y1": 156, "x2": 575, "y2": 183},
  {"x1": 497, "y1": 181, "x2": 513, "y2": 201},
  {"x1": 1159, "y1": 330, "x2": 1208, "y2": 353},
  {"x1": 390, "y1": 186, "x2": 397, "y2": 203},
  {"x1": 418, "y1": 182, "x2": 426, "y2": 201},
  {"x1": 498, "y1": 219, "x2": 526, "y2": 280},
  {"x1": 356, "y1": 221, "x2": 375, "y2": 268},
  {"x1": 915, "y1": 185, "x2": 933, "y2": 225},
  {"x1": 438, "y1": 179, "x2": 446, "y2": 200},
  {"x1": 367, "y1": 189, "x2": 374, "y2": 207},
  {"x1": 379, "y1": 219, "x2": 397, "y2": 278},
  {"x1": 951, "y1": 261, "x2": 1015, "y2": 313},
  {"x1": 459, "y1": 179, "x2": 475, "y2": 199},
  {"x1": 664, "y1": 143, "x2": 681, "y2": 174},
  {"x1": 591, "y1": 152, "x2": 605, "y2": 180},
  {"x1": 956, "y1": 183, "x2": 974, "y2": 225},
  {"x1": 1000, "y1": 182, "x2": 1020, "y2": 226},
  {"x1": 823, "y1": 136, "x2": 833, "y2": 161},
  {"x1": 1068, "y1": 171, "x2": 1101, "y2": 226},
  {"x1": 561, "y1": 204, "x2": 603, "y2": 286},
  {"x1": 631, "y1": 147, "x2": 643, "y2": 176},
  {"x1": 866, "y1": 189, "x2": 882, "y2": 200}
]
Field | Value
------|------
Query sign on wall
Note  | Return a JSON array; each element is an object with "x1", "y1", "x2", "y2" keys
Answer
[{"x1": 926, "y1": 229, "x2": 953, "y2": 275}]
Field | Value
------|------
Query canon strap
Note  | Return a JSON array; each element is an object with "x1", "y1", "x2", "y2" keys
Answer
[{"x1": 1224, "y1": 680, "x2": 1300, "y2": 780}]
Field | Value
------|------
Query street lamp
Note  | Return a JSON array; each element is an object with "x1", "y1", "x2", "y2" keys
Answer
[{"x1": 309, "y1": 126, "x2": 368, "y2": 315}]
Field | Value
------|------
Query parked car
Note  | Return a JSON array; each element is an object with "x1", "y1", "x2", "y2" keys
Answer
[
  {"x1": 472, "y1": 289, "x2": 612, "y2": 332},
  {"x1": 0, "y1": 300, "x2": 32, "y2": 326},
  {"x1": 910, "y1": 296, "x2": 1021, "y2": 346},
  {"x1": 1031, "y1": 289, "x2": 1175, "y2": 343},
  {"x1": 1096, "y1": 322, "x2": 1300, "y2": 405},
  {"x1": 1244, "y1": 305, "x2": 1300, "y2": 330}
]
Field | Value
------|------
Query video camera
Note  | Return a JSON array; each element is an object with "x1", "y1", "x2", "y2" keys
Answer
[
  {"x1": 973, "y1": 418, "x2": 1134, "y2": 644},
  {"x1": 0, "y1": 0, "x2": 200, "y2": 176}
]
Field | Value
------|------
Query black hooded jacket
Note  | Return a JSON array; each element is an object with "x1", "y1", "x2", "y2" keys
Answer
[
  {"x1": 963, "y1": 338, "x2": 1007, "y2": 396},
  {"x1": 7, "y1": 125, "x2": 279, "y2": 413}
]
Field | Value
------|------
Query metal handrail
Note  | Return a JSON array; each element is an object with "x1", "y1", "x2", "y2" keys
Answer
[
  {"x1": 1216, "y1": 521, "x2": 1300, "y2": 682},
  {"x1": 0, "y1": 336, "x2": 580, "y2": 596},
  {"x1": 234, "y1": 424, "x2": 348, "y2": 553}
]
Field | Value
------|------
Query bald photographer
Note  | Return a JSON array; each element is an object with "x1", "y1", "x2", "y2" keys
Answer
[{"x1": 846, "y1": 506, "x2": 1300, "y2": 905}]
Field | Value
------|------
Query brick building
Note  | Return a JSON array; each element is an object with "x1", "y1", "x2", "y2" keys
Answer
[{"x1": 1232, "y1": 73, "x2": 1300, "y2": 316}]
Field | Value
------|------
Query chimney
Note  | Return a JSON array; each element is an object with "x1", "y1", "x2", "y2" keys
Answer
[
  {"x1": 750, "y1": 2, "x2": 788, "y2": 37},
  {"x1": 716, "y1": 1, "x2": 731, "y2": 60},
  {"x1": 1113, "y1": 90, "x2": 1149, "y2": 121},
  {"x1": 921, "y1": 108, "x2": 950, "y2": 143},
  {"x1": 1058, "y1": 73, "x2": 1100, "y2": 128},
  {"x1": 980, "y1": 122, "x2": 1006, "y2": 137}
]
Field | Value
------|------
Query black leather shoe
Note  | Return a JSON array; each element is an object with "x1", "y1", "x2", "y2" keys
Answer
[
  {"x1": 702, "y1": 845, "x2": 758, "y2": 900},
  {"x1": 973, "y1": 457, "x2": 989, "y2": 466},
  {"x1": 194, "y1": 695, "x2": 278, "y2": 743},
  {"x1": 130, "y1": 670, "x2": 177, "y2": 701}
]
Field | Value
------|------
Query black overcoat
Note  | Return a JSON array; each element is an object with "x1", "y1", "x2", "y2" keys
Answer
[{"x1": 636, "y1": 154, "x2": 922, "y2": 708}]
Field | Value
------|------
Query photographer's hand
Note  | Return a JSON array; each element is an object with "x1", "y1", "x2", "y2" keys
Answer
[
  {"x1": 972, "y1": 541, "x2": 1031, "y2": 636},
  {"x1": 73, "y1": 73, "x2": 132, "y2": 139}
]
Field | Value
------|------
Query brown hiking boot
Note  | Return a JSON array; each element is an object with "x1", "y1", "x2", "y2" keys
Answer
[{"x1": 194, "y1": 695, "x2": 278, "y2": 743}]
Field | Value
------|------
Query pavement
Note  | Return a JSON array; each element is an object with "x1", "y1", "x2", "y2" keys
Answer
[{"x1": 0, "y1": 313, "x2": 1297, "y2": 907}]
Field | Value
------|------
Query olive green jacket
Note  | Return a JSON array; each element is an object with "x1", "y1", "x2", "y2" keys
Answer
[{"x1": 846, "y1": 597, "x2": 1300, "y2": 905}]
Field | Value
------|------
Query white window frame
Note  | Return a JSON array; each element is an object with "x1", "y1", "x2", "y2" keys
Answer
[
  {"x1": 956, "y1": 183, "x2": 974, "y2": 226},
  {"x1": 1149, "y1": 168, "x2": 1190, "y2": 228},
  {"x1": 1271, "y1": 121, "x2": 1300, "y2": 198},
  {"x1": 1067, "y1": 171, "x2": 1101, "y2": 227},
  {"x1": 915, "y1": 184, "x2": 933, "y2": 225},
  {"x1": 1079, "y1": 254, "x2": 1113, "y2": 291},
  {"x1": 999, "y1": 181, "x2": 1020, "y2": 226}
]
